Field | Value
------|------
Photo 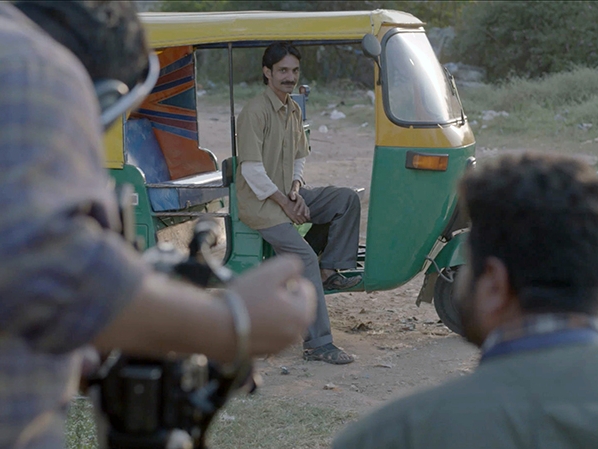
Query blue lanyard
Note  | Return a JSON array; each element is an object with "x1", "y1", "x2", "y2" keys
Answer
[{"x1": 481, "y1": 328, "x2": 598, "y2": 363}]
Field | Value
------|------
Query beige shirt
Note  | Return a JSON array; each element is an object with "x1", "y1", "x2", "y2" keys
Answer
[{"x1": 236, "y1": 87, "x2": 310, "y2": 229}]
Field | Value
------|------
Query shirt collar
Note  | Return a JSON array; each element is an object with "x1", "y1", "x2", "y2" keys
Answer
[
  {"x1": 264, "y1": 87, "x2": 296, "y2": 113},
  {"x1": 481, "y1": 312, "x2": 598, "y2": 356}
]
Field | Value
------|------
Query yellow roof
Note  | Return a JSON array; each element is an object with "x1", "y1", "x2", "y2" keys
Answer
[{"x1": 139, "y1": 9, "x2": 424, "y2": 48}]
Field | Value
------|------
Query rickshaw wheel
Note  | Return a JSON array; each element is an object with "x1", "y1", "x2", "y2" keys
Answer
[{"x1": 433, "y1": 266, "x2": 464, "y2": 336}]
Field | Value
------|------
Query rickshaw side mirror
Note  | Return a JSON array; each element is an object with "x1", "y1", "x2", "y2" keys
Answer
[
  {"x1": 361, "y1": 33, "x2": 381, "y2": 59},
  {"x1": 361, "y1": 34, "x2": 382, "y2": 85},
  {"x1": 291, "y1": 85, "x2": 310, "y2": 122}
]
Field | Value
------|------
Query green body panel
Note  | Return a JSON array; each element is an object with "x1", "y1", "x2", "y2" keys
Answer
[
  {"x1": 426, "y1": 231, "x2": 468, "y2": 275},
  {"x1": 224, "y1": 185, "x2": 266, "y2": 274},
  {"x1": 109, "y1": 165, "x2": 158, "y2": 249},
  {"x1": 224, "y1": 157, "x2": 266, "y2": 274},
  {"x1": 364, "y1": 144, "x2": 475, "y2": 291}
]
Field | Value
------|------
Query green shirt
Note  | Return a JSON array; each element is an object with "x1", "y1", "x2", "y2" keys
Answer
[
  {"x1": 236, "y1": 87, "x2": 310, "y2": 230},
  {"x1": 333, "y1": 343, "x2": 598, "y2": 449}
]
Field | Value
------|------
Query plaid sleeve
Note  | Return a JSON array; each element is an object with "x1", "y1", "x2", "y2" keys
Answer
[{"x1": 0, "y1": 29, "x2": 151, "y2": 354}]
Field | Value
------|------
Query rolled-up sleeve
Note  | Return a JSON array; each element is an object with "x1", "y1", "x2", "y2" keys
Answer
[
  {"x1": 0, "y1": 35, "x2": 151, "y2": 354},
  {"x1": 241, "y1": 161, "x2": 278, "y2": 200}
]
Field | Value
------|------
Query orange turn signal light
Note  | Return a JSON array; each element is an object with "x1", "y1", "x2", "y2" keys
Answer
[{"x1": 405, "y1": 151, "x2": 449, "y2": 171}]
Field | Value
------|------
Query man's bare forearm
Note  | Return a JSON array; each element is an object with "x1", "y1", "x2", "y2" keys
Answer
[
  {"x1": 92, "y1": 273, "x2": 236, "y2": 362},
  {"x1": 270, "y1": 189, "x2": 292, "y2": 208},
  {"x1": 92, "y1": 256, "x2": 316, "y2": 364}
]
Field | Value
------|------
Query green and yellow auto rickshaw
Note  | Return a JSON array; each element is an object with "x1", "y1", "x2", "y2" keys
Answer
[{"x1": 105, "y1": 9, "x2": 476, "y2": 335}]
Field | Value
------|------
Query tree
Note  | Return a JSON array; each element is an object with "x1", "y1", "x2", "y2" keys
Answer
[{"x1": 451, "y1": 1, "x2": 598, "y2": 82}]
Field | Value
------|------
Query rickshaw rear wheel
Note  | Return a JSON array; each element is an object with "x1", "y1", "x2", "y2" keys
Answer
[{"x1": 433, "y1": 266, "x2": 464, "y2": 336}]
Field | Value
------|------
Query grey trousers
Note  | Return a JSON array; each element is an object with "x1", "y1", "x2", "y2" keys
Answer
[{"x1": 258, "y1": 186, "x2": 361, "y2": 349}]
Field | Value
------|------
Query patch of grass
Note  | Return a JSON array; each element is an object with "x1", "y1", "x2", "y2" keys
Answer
[
  {"x1": 65, "y1": 396, "x2": 98, "y2": 449},
  {"x1": 459, "y1": 66, "x2": 598, "y2": 155},
  {"x1": 207, "y1": 395, "x2": 358, "y2": 449},
  {"x1": 65, "y1": 394, "x2": 357, "y2": 449}
]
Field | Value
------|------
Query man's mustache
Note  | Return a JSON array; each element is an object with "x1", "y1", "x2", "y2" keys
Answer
[{"x1": 282, "y1": 81, "x2": 296, "y2": 85}]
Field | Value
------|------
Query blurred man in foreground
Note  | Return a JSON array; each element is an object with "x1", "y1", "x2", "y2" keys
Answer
[
  {"x1": 0, "y1": 2, "x2": 315, "y2": 448},
  {"x1": 334, "y1": 151, "x2": 598, "y2": 448}
]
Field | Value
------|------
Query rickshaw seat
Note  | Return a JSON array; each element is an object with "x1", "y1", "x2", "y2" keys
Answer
[{"x1": 125, "y1": 118, "x2": 227, "y2": 212}]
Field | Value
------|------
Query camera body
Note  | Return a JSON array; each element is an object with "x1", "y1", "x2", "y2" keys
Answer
[
  {"x1": 94, "y1": 352, "x2": 237, "y2": 449},
  {"x1": 86, "y1": 217, "x2": 254, "y2": 449}
]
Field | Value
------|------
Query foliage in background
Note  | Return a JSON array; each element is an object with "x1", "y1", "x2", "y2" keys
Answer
[
  {"x1": 451, "y1": 1, "x2": 598, "y2": 83},
  {"x1": 194, "y1": 44, "x2": 374, "y2": 89}
]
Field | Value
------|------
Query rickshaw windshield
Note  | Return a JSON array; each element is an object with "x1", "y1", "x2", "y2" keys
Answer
[{"x1": 381, "y1": 30, "x2": 463, "y2": 127}]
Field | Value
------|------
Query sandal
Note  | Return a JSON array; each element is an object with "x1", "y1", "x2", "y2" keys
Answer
[
  {"x1": 322, "y1": 272, "x2": 362, "y2": 291},
  {"x1": 303, "y1": 343, "x2": 355, "y2": 365}
]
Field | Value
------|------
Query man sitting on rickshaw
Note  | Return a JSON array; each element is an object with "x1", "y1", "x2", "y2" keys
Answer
[{"x1": 236, "y1": 42, "x2": 361, "y2": 365}]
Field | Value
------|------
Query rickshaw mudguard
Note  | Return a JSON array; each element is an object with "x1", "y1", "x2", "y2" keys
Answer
[
  {"x1": 416, "y1": 232, "x2": 468, "y2": 306},
  {"x1": 426, "y1": 231, "x2": 468, "y2": 275}
]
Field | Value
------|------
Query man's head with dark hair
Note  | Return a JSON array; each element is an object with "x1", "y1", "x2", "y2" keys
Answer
[
  {"x1": 14, "y1": 0, "x2": 149, "y2": 90},
  {"x1": 456, "y1": 152, "x2": 598, "y2": 345},
  {"x1": 262, "y1": 42, "x2": 301, "y2": 85}
]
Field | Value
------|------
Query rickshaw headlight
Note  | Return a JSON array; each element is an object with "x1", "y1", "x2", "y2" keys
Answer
[{"x1": 405, "y1": 151, "x2": 449, "y2": 171}]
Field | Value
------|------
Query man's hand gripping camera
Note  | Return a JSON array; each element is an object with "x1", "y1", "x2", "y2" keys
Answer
[{"x1": 85, "y1": 186, "x2": 259, "y2": 449}]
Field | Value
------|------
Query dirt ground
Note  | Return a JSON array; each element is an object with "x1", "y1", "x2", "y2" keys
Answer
[{"x1": 159, "y1": 99, "x2": 480, "y2": 419}]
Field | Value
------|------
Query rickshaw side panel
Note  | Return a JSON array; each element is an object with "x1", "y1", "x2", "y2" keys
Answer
[
  {"x1": 129, "y1": 46, "x2": 219, "y2": 178},
  {"x1": 364, "y1": 144, "x2": 475, "y2": 292},
  {"x1": 223, "y1": 171, "x2": 266, "y2": 274}
]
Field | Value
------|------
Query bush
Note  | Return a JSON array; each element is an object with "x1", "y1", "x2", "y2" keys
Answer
[
  {"x1": 450, "y1": 1, "x2": 598, "y2": 82},
  {"x1": 458, "y1": 66, "x2": 598, "y2": 154}
]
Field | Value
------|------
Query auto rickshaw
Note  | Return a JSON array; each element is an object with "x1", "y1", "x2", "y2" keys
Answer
[{"x1": 105, "y1": 9, "x2": 476, "y2": 335}]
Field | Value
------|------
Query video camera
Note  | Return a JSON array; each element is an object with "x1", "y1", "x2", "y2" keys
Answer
[{"x1": 85, "y1": 186, "x2": 258, "y2": 449}]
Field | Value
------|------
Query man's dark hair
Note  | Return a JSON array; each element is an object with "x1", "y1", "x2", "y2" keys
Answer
[
  {"x1": 14, "y1": 0, "x2": 149, "y2": 90},
  {"x1": 459, "y1": 152, "x2": 598, "y2": 314},
  {"x1": 262, "y1": 41, "x2": 301, "y2": 85}
]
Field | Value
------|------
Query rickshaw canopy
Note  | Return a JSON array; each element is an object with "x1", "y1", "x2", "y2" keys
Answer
[{"x1": 139, "y1": 9, "x2": 424, "y2": 48}]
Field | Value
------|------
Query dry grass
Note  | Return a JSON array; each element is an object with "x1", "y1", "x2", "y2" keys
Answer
[
  {"x1": 66, "y1": 393, "x2": 357, "y2": 449},
  {"x1": 208, "y1": 395, "x2": 358, "y2": 449}
]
